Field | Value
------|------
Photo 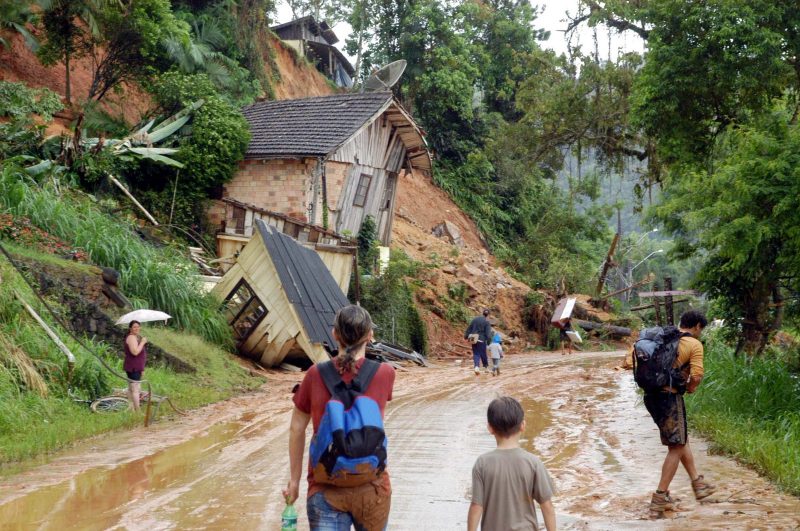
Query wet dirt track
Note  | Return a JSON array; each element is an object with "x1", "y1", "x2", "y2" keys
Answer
[{"x1": 1, "y1": 351, "x2": 799, "y2": 530}]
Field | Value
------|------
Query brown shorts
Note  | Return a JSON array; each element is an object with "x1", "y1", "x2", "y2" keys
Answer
[
  {"x1": 323, "y1": 480, "x2": 391, "y2": 530},
  {"x1": 644, "y1": 392, "x2": 688, "y2": 446}
]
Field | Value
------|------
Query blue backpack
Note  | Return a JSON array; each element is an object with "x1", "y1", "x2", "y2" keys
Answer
[{"x1": 309, "y1": 359, "x2": 387, "y2": 487}]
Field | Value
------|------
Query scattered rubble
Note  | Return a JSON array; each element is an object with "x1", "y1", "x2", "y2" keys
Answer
[{"x1": 431, "y1": 220, "x2": 464, "y2": 247}]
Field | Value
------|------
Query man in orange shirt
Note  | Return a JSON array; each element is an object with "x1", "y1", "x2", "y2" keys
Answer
[{"x1": 645, "y1": 310, "x2": 716, "y2": 513}]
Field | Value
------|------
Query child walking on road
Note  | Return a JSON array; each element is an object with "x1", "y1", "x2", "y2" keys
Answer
[
  {"x1": 468, "y1": 397, "x2": 557, "y2": 531},
  {"x1": 488, "y1": 333, "x2": 503, "y2": 376}
]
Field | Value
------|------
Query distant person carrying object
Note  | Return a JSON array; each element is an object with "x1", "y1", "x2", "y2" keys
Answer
[
  {"x1": 488, "y1": 332, "x2": 503, "y2": 376},
  {"x1": 468, "y1": 397, "x2": 557, "y2": 531},
  {"x1": 560, "y1": 319, "x2": 575, "y2": 355},
  {"x1": 465, "y1": 309, "x2": 493, "y2": 375},
  {"x1": 284, "y1": 305, "x2": 396, "y2": 530},
  {"x1": 632, "y1": 310, "x2": 716, "y2": 514}
]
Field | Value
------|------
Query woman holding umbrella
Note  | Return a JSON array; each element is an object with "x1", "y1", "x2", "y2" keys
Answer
[{"x1": 124, "y1": 320, "x2": 148, "y2": 411}]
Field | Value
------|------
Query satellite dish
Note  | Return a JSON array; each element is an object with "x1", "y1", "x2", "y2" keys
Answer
[{"x1": 361, "y1": 60, "x2": 407, "y2": 92}]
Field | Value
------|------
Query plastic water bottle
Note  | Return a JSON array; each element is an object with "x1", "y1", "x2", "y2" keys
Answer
[{"x1": 281, "y1": 497, "x2": 298, "y2": 531}]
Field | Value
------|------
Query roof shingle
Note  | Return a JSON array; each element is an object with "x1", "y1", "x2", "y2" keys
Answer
[{"x1": 242, "y1": 92, "x2": 393, "y2": 159}]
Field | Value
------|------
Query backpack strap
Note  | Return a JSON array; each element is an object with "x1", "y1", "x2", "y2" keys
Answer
[
  {"x1": 316, "y1": 359, "x2": 381, "y2": 408},
  {"x1": 317, "y1": 360, "x2": 347, "y2": 402},
  {"x1": 351, "y1": 359, "x2": 380, "y2": 394}
]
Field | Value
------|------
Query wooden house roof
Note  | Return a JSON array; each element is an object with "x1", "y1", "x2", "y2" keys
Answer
[
  {"x1": 271, "y1": 16, "x2": 339, "y2": 45},
  {"x1": 256, "y1": 219, "x2": 349, "y2": 351},
  {"x1": 241, "y1": 92, "x2": 432, "y2": 172}
]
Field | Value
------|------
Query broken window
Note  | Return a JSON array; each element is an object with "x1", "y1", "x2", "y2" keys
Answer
[
  {"x1": 222, "y1": 280, "x2": 267, "y2": 343},
  {"x1": 232, "y1": 206, "x2": 246, "y2": 234},
  {"x1": 353, "y1": 173, "x2": 372, "y2": 207},
  {"x1": 381, "y1": 173, "x2": 397, "y2": 210}
]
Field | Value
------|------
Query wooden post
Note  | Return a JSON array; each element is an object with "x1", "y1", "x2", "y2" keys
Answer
[
  {"x1": 107, "y1": 174, "x2": 160, "y2": 226},
  {"x1": 352, "y1": 252, "x2": 361, "y2": 304},
  {"x1": 652, "y1": 282, "x2": 663, "y2": 326},
  {"x1": 14, "y1": 290, "x2": 76, "y2": 372},
  {"x1": 664, "y1": 276, "x2": 674, "y2": 325}
]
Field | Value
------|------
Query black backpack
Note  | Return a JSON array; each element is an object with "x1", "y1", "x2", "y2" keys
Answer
[{"x1": 632, "y1": 326, "x2": 690, "y2": 393}]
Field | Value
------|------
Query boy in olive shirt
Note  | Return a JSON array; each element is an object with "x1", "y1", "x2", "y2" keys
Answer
[{"x1": 468, "y1": 397, "x2": 557, "y2": 531}]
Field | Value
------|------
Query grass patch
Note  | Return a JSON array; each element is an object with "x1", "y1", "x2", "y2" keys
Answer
[
  {"x1": 0, "y1": 161, "x2": 231, "y2": 346},
  {"x1": 0, "y1": 257, "x2": 261, "y2": 467},
  {"x1": 0, "y1": 240, "x2": 97, "y2": 274},
  {"x1": 0, "y1": 326, "x2": 261, "y2": 466},
  {"x1": 686, "y1": 340, "x2": 800, "y2": 494}
]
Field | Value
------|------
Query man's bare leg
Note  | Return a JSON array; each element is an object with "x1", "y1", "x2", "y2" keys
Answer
[
  {"x1": 680, "y1": 441, "x2": 699, "y2": 480},
  {"x1": 657, "y1": 444, "x2": 684, "y2": 492}
]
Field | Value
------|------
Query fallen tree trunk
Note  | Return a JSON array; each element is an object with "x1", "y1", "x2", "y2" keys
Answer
[{"x1": 574, "y1": 319, "x2": 632, "y2": 338}]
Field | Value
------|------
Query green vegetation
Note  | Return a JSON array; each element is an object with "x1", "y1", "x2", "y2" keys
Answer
[
  {"x1": 358, "y1": 249, "x2": 428, "y2": 355},
  {"x1": 687, "y1": 338, "x2": 800, "y2": 494},
  {"x1": 0, "y1": 253, "x2": 260, "y2": 464},
  {"x1": 129, "y1": 71, "x2": 250, "y2": 230},
  {"x1": 0, "y1": 161, "x2": 231, "y2": 346}
]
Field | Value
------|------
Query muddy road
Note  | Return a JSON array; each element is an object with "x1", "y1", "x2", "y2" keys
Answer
[{"x1": 2, "y1": 351, "x2": 799, "y2": 530}]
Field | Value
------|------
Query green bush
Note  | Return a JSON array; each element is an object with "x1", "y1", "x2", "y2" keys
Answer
[
  {"x1": 147, "y1": 71, "x2": 250, "y2": 194},
  {"x1": 686, "y1": 339, "x2": 800, "y2": 494},
  {"x1": 0, "y1": 82, "x2": 62, "y2": 120},
  {"x1": 359, "y1": 250, "x2": 428, "y2": 355}
]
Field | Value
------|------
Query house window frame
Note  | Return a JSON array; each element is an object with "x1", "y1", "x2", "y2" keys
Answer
[
  {"x1": 353, "y1": 173, "x2": 372, "y2": 207},
  {"x1": 222, "y1": 279, "x2": 268, "y2": 343},
  {"x1": 231, "y1": 206, "x2": 246, "y2": 234},
  {"x1": 381, "y1": 172, "x2": 398, "y2": 210}
]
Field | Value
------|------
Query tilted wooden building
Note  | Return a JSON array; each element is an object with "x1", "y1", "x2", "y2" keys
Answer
[
  {"x1": 219, "y1": 92, "x2": 431, "y2": 246},
  {"x1": 211, "y1": 219, "x2": 349, "y2": 366},
  {"x1": 271, "y1": 16, "x2": 355, "y2": 88}
]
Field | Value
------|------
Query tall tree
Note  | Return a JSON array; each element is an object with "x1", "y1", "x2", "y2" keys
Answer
[
  {"x1": 578, "y1": 0, "x2": 800, "y2": 351},
  {"x1": 37, "y1": 0, "x2": 93, "y2": 104}
]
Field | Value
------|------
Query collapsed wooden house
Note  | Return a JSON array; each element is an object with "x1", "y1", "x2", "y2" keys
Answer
[
  {"x1": 213, "y1": 92, "x2": 431, "y2": 248},
  {"x1": 214, "y1": 198, "x2": 356, "y2": 294},
  {"x1": 211, "y1": 219, "x2": 349, "y2": 366}
]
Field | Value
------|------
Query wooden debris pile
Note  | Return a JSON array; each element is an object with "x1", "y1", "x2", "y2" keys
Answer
[{"x1": 367, "y1": 341, "x2": 428, "y2": 367}]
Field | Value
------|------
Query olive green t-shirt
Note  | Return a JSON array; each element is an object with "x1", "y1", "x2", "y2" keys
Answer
[{"x1": 471, "y1": 448, "x2": 555, "y2": 530}]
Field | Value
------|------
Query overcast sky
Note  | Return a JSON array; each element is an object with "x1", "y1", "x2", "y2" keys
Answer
[{"x1": 274, "y1": 1, "x2": 644, "y2": 62}]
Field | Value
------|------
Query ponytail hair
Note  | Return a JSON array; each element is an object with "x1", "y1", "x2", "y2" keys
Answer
[{"x1": 334, "y1": 305, "x2": 374, "y2": 374}]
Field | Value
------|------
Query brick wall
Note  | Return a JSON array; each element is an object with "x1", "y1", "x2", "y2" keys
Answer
[
  {"x1": 325, "y1": 160, "x2": 351, "y2": 213},
  {"x1": 207, "y1": 199, "x2": 226, "y2": 231},
  {"x1": 224, "y1": 159, "x2": 313, "y2": 221}
]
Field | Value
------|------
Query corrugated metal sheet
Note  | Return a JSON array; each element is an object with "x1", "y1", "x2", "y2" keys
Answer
[{"x1": 256, "y1": 219, "x2": 349, "y2": 351}]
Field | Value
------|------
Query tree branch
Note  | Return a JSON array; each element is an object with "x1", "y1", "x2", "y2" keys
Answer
[{"x1": 566, "y1": 1, "x2": 650, "y2": 41}]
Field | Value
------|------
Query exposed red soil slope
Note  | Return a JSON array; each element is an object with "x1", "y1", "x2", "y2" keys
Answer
[
  {"x1": 268, "y1": 36, "x2": 337, "y2": 100},
  {"x1": 0, "y1": 31, "x2": 152, "y2": 130},
  {"x1": 392, "y1": 170, "x2": 534, "y2": 357}
]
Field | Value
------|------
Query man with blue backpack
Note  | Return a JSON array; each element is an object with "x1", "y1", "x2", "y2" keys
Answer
[
  {"x1": 284, "y1": 305, "x2": 395, "y2": 530},
  {"x1": 632, "y1": 309, "x2": 716, "y2": 514}
]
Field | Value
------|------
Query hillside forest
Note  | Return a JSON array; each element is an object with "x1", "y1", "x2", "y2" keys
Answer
[{"x1": 1, "y1": 0, "x2": 800, "y2": 492}]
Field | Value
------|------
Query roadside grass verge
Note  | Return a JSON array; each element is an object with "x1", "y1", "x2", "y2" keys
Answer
[
  {"x1": 0, "y1": 258, "x2": 261, "y2": 468},
  {"x1": 686, "y1": 341, "x2": 800, "y2": 495}
]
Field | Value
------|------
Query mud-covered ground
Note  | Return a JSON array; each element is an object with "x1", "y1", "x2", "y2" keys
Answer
[{"x1": 1, "y1": 350, "x2": 799, "y2": 530}]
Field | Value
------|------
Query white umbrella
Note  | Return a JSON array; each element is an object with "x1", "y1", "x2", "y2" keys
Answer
[{"x1": 115, "y1": 309, "x2": 172, "y2": 326}]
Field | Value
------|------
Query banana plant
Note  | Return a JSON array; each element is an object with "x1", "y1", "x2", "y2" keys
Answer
[{"x1": 80, "y1": 100, "x2": 204, "y2": 168}]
